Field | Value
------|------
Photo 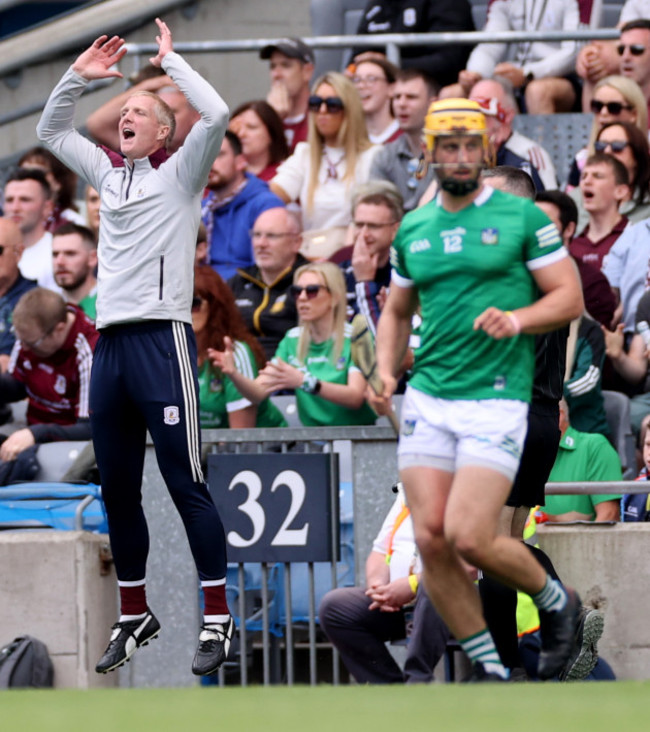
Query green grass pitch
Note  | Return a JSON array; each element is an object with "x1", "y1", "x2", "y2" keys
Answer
[{"x1": 3, "y1": 682, "x2": 650, "y2": 732}]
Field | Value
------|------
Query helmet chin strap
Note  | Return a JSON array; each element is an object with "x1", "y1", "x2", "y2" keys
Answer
[
  {"x1": 431, "y1": 161, "x2": 484, "y2": 197},
  {"x1": 440, "y1": 178, "x2": 480, "y2": 196}
]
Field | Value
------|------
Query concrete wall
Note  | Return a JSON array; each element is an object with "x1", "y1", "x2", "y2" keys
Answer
[
  {"x1": 538, "y1": 523, "x2": 650, "y2": 681},
  {"x1": 0, "y1": 0, "x2": 311, "y2": 161},
  {"x1": 0, "y1": 530, "x2": 117, "y2": 688}
]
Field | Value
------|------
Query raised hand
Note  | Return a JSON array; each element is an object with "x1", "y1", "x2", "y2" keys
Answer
[
  {"x1": 150, "y1": 17, "x2": 174, "y2": 68},
  {"x1": 72, "y1": 35, "x2": 126, "y2": 81},
  {"x1": 207, "y1": 336, "x2": 236, "y2": 375}
]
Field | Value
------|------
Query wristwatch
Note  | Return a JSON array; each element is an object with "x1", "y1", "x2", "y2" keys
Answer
[{"x1": 301, "y1": 371, "x2": 321, "y2": 394}]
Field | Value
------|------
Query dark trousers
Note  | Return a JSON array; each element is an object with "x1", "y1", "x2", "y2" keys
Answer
[
  {"x1": 319, "y1": 584, "x2": 450, "y2": 684},
  {"x1": 90, "y1": 320, "x2": 227, "y2": 582}
]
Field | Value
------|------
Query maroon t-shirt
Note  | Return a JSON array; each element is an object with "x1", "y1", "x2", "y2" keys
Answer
[
  {"x1": 9, "y1": 305, "x2": 98, "y2": 426},
  {"x1": 569, "y1": 216, "x2": 628, "y2": 271},
  {"x1": 283, "y1": 114, "x2": 308, "y2": 153}
]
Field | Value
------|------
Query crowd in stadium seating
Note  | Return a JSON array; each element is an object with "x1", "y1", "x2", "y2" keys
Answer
[{"x1": 3, "y1": 0, "x2": 650, "y2": 682}]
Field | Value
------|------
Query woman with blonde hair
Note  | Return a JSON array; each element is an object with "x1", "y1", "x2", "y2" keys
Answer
[
  {"x1": 270, "y1": 72, "x2": 380, "y2": 257},
  {"x1": 565, "y1": 75, "x2": 647, "y2": 191},
  {"x1": 209, "y1": 261, "x2": 376, "y2": 426}
]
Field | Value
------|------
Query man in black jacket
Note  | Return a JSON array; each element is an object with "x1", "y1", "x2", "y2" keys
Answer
[{"x1": 228, "y1": 207, "x2": 306, "y2": 360}]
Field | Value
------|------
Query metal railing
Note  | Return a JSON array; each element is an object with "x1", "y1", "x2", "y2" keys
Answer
[{"x1": 1, "y1": 25, "x2": 621, "y2": 130}]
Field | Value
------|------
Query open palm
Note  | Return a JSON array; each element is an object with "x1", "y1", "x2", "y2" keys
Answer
[{"x1": 72, "y1": 35, "x2": 126, "y2": 80}]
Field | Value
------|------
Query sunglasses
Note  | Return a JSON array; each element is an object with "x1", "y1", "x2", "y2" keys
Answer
[
  {"x1": 308, "y1": 95, "x2": 345, "y2": 113},
  {"x1": 290, "y1": 284, "x2": 329, "y2": 299},
  {"x1": 617, "y1": 44, "x2": 646, "y2": 56},
  {"x1": 590, "y1": 100, "x2": 633, "y2": 115},
  {"x1": 594, "y1": 140, "x2": 630, "y2": 153},
  {"x1": 191, "y1": 296, "x2": 205, "y2": 310}
]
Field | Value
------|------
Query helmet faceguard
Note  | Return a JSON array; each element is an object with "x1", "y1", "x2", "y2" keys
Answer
[{"x1": 422, "y1": 99, "x2": 489, "y2": 196}]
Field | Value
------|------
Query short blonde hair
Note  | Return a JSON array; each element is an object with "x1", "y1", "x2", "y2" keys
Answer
[{"x1": 293, "y1": 261, "x2": 347, "y2": 364}]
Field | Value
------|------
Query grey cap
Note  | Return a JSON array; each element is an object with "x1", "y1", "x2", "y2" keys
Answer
[{"x1": 260, "y1": 37, "x2": 314, "y2": 65}]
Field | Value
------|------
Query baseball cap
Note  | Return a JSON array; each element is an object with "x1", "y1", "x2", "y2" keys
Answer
[{"x1": 260, "y1": 37, "x2": 315, "y2": 65}]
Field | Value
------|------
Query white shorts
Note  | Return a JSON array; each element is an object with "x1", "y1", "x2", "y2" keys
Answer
[{"x1": 397, "y1": 386, "x2": 529, "y2": 481}]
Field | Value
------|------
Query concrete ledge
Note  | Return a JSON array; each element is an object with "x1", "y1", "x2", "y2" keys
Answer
[
  {"x1": 0, "y1": 530, "x2": 117, "y2": 688},
  {"x1": 537, "y1": 522, "x2": 650, "y2": 680}
]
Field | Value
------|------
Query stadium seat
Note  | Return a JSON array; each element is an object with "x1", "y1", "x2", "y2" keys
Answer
[
  {"x1": 602, "y1": 389, "x2": 637, "y2": 479},
  {"x1": 270, "y1": 395, "x2": 302, "y2": 427},
  {"x1": 34, "y1": 441, "x2": 91, "y2": 482},
  {"x1": 511, "y1": 112, "x2": 594, "y2": 188},
  {"x1": 0, "y1": 482, "x2": 107, "y2": 533}
]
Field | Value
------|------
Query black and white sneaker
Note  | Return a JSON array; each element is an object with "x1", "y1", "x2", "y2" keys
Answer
[
  {"x1": 95, "y1": 610, "x2": 161, "y2": 674},
  {"x1": 191, "y1": 616, "x2": 235, "y2": 676},
  {"x1": 560, "y1": 607, "x2": 604, "y2": 681}
]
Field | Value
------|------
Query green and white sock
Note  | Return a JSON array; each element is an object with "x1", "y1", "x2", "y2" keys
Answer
[
  {"x1": 532, "y1": 575, "x2": 568, "y2": 613},
  {"x1": 460, "y1": 629, "x2": 509, "y2": 679}
]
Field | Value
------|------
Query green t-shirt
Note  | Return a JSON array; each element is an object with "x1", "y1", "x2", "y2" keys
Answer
[
  {"x1": 78, "y1": 290, "x2": 97, "y2": 321},
  {"x1": 274, "y1": 323, "x2": 377, "y2": 427},
  {"x1": 542, "y1": 426, "x2": 622, "y2": 519},
  {"x1": 390, "y1": 187, "x2": 566, "y2": 402},
  {"x1": 198, "y1": 341, "x2": 286, "y2": 428}
]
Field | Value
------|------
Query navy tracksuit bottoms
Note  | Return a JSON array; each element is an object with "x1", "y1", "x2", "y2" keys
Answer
[{"x1": 89, "y1": 319, "x2": 227, "y2": 583}]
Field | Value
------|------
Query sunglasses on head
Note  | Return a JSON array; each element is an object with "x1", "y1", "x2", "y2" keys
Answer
[
  {"x1": 290, "y1": 284, "x2": 329, "y2": 299},
  {"x1": 590, "y1": 99, "x2": 633, "y2": 115},
  {"x1": 308, "y1": 95, "x2": 345, "y2": 113},
  {"x1": 594, "y1": 140, "x2": 630, "y2": 153},
  {"x1": 617, "y1": 44, "x2": 646, "y2": 56}
]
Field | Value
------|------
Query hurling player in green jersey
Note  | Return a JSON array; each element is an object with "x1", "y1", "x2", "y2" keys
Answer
[{"x1": 372, "y1": 99, "x2": 584, "y2": 682}]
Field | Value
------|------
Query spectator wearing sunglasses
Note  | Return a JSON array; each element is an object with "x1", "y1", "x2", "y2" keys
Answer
[
  {"x1": 191, "y1": 265, "x2": 286, "y2": 430},
  {"x1": 270, "y1": 73, "x2": 381, "y2": 260},
  {"x1": 369, "y1": 69, "x2": 439, "y2": 212},
  {"x1": 570, "y1": 120, "x2": 650, "y2": 233},
  {"x1": 577, "y1": 16, "x2": 650, "y2": 113},
  {"x1": 566, "y1": 75, "x2": 647, "y2": 191},
  {"x1": 210, "y1": 262, "x2": 376, "y2": 427},
  {"x1": 228, "y1": 207, "x2": 308, "y2": 360}
]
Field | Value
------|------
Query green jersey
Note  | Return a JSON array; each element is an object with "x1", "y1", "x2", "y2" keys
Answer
[
  {"x1": 390, "y1": 187, "x2": 566, "y2": 402},
  {"x1": 78, "y1": 290, "x2": 97, "y2": 321},
  {"x1": 274, "y1": 323, "x2": 377, "y2": 426},
  {"x1": 198, "y1": 341, "x2": 286, "y2": 428},
  {"x1": 542, "y1": 426, "x2": 621, "y2": 519}
]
